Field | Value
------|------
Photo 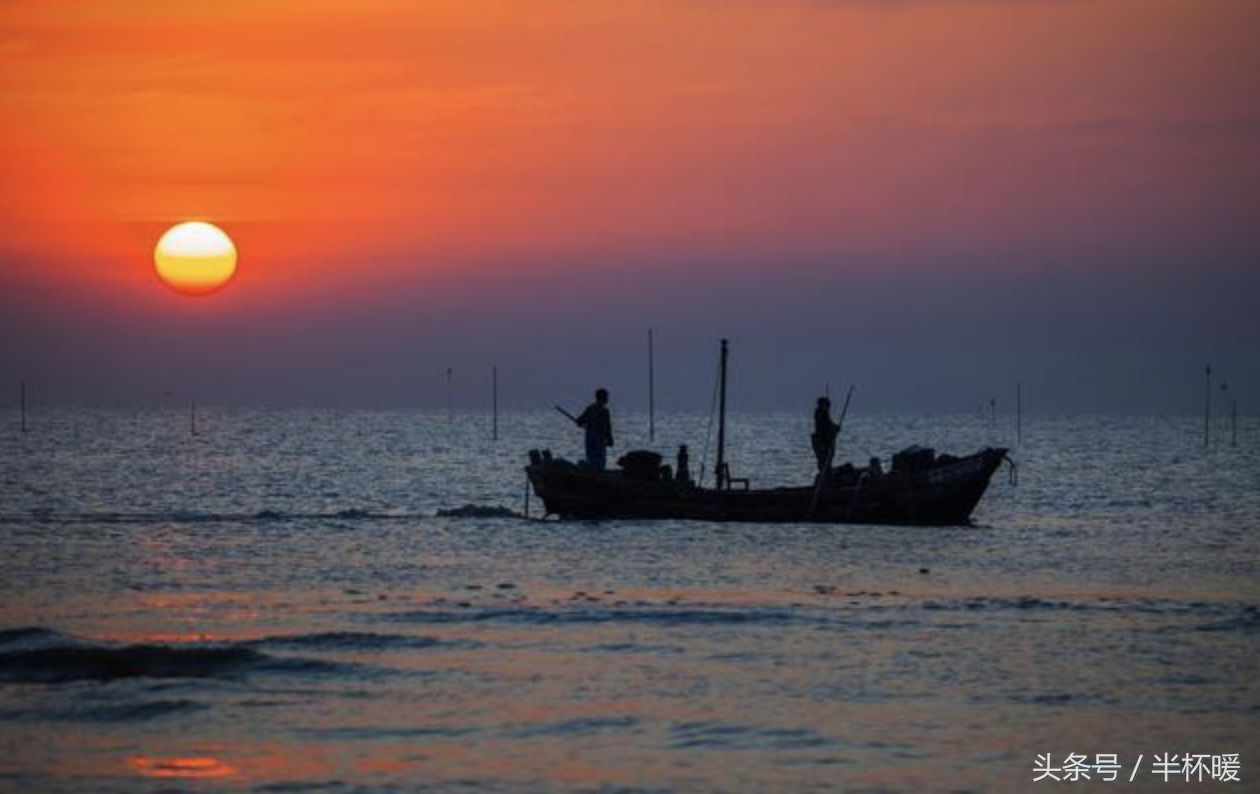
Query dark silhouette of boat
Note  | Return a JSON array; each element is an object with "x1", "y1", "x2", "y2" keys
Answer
[{"x1": 527, "y1": 340, "x2": 1009, "y2": 525}]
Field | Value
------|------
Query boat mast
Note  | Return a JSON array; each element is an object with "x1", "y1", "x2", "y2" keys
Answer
[{"x1": 716, "y1": 338, "x2": 728, "y2": 489}]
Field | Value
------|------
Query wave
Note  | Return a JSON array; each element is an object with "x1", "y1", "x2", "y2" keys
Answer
[
  {"x1": 0, "y1": 504, "x2": 527, "y2": 524},
  {"x1": 373, "y1": 596, "x2": 1260, "y2": 635},
  {"x1": 0, "y1": 627, "x2": 59, "y2": 647},
  {"x1": 510, "y1": 715, "x2": 641, "y2": 738},
  {"x1": 0, "y1": 698, "x2": 208, "y2": 723},
  {"x1": 1187, "y1": 605, "x2": 1260, "y2": 634},
  {"x1": 301, "y1": 725, "x2": 475, "y2": 741},
  {"x1": 247, "y1": 631, "x2": 455, "y2": 651},
  {"x1": 669, "y1": 721, "x2": 832, "y2": 751},
  {"x1": 913, "y1": 596, "x2": 1255, "y2": 618},
  {"x1": 382, "y1": 605, "x2": 802, "y2": 627},
  {"x1": 435, "y1": 504, "x2": 520, "y2": 519},
  {"x1": 0, "y1": 625, "x2": 470, "y2": 684},
  {"x1": 0, "y1": 635, "x2": 348, "y2": 684},
  {"x1": 0, "y1": 509, "x2": 413, "y2": 526}
]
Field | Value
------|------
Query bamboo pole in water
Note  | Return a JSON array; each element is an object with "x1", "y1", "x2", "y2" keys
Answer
[
  {"x1": 1016, "y1": 381, "x2": 1022, "y2": 446},
  {"x1": 492, "y1": 365, "x2": 498, "y2": 441},
  {"x1": 1231, "y1": 396, "x2": 1238, "y2": 448},
  {"x1": 715, "y1": 339, "x2": 728, "y2": 489},
  {"x1": 20, "y1": 381, "x2": 26, "y2": 433},
  {"x1": 446, "y1": 367, "x2": 453, "y2": 423},
  {"x1": 1222, "y1": 382, "x2": 1237, "y2": 449},
  {"x1": 191, "y1": 400, "x2": 198, "y2": 436},
  {"x1": 648, "y1": 328, "x2": 655, "y2": 445},
  {"x1": 1204, "y1": 363, "x2": 1212, "y2": 449}
]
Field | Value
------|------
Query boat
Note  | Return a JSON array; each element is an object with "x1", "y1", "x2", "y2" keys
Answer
[{"x1": 526, "y1": 340, "x2": 1009, "y2": 525}]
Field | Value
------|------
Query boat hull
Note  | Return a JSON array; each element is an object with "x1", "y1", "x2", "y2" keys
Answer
[{"x1": 527, "y1": 447, "x2": 1008, "y2": 526}]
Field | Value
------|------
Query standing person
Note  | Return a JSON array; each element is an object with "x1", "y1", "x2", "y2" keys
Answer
[
  {"x1": 575, "y1": 388, "x2": 614, "y2": 471},
  {"x1": 811, "y1": 396, "x2": 840, "y2": 473},
  {"x1": 675, "y1": 444, "x2": 692, "y2": 486}
]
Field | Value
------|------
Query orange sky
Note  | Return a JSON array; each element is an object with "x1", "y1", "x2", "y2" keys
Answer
[
  {"x1": 2, "y1": 0, "x2": 1257, "y2": 304},
  {"x1": 1, "y1": 1, "x2": 1258, "y2": 412}
]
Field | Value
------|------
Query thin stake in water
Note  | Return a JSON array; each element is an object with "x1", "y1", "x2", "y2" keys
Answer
[
  {"x1": 446, "y1": 367, "x2": 453, "y2": 423},
  {"x1": 492, "y1": 365, "x2": 498, "y2": 441},
  {"x1": 1016, "y1": 380, "x2": 1022, "y2": 446},
  {"x1": 1232, "y1": 395, "x2": 1238, "y2": 448},
  {"x1": 190, "y1": 400, "x2": 198, "y2": 436},
  {"x1": 1204, "y1": 362, "x2": 1212, "y2": 448},
  {"x1": 648, "y1": 328, "x2": 655, "y2": 445},
  {"x1": 1222, "y1": 381, "x2": 1238, "y2": 449},
  {"x1": 20, "y1": 381, "x2": 26, "y2": 433},
  {"x1": 715, "y1": 339, "x2": 729, "y2": 489}
]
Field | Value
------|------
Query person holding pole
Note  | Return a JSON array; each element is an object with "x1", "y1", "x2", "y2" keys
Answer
[
  {"x1": 812, "y1": 396, "x2": 840, "y2": 474},
  {"x1": 559, "y1": 388, "x2": 614, "y2": 471}
]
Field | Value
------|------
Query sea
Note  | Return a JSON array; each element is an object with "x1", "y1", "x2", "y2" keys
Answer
[{"x1": 0, "y1": 409, "x2": 1256, "y2": 793}]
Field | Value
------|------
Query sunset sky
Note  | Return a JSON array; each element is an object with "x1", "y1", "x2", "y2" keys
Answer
[{"x1": 1, "y1": 0, "x2": 1257, "y2": 412}]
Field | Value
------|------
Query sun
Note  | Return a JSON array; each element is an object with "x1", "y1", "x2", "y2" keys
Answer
[{"x1": 154, "y1": 222, "x2": 238, "y2": 296}]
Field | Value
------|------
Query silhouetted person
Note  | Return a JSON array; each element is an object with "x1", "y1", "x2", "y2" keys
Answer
[
  {"x1": 811, "y1": 396, "x2": 840, "y2": 473},
  {"x1": 867, "y1": 456, "x2": 883, "y2": 477},
  {"x1": 676, "y1": 444, "x2": 692, "y2": 486},
  {"x1": 576, "y1": 388, "x2": 614, "y2": 471}
]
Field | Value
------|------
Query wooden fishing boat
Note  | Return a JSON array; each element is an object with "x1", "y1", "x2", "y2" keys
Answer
[{"x1": 527, "y1": 340, "x2": 1009, "y2": 525}]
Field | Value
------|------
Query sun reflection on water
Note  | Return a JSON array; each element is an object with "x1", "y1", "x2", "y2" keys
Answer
[{"x1": 128, "y1": 755, "x2": 237, "y2": 779}]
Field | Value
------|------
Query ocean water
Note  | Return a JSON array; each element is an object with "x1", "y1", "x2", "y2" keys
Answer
[{"x1": 0, "y1": 409, "x2": 1256, "y2": 793}]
